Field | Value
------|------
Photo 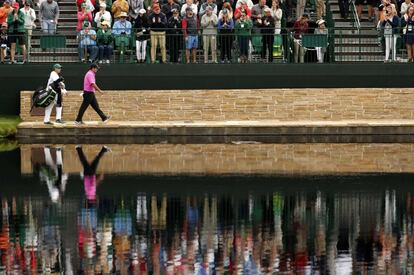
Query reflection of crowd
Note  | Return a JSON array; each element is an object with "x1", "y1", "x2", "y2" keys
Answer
[{"x1": 2, "y1": 190, "x2": 414, "y2": 273}]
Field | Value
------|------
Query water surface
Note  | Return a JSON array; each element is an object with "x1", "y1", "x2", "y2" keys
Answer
[{"x1": 0, "y1": 144, "x2": 413, "y2": 274}]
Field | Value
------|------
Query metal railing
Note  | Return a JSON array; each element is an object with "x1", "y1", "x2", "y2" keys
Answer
[{"x1": 0, "y1": 27, "x2": 410, "y2": 64}]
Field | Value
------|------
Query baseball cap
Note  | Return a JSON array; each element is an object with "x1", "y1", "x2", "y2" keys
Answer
[
  {"x1": 81, "y1": 2, "x2": 87, "y2": 8},
  {"x1": 12, "y1": 2, "x2": 19, "y2": 9},
  {"x1": 53, "y1": 63, "x2": 62, "y2": 69},
  {"x1": 138, "y1": 8, "x2": 146, "y2": 14},
  {"x1": 99, "y1": 2, "x2": 106, "y2": 7}
]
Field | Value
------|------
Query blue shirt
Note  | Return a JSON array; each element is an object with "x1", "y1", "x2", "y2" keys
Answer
[
  {"x1": 79, "y1": 29, "x2": 97, "y2": 46},
  {"x1": 112, "y1": 20, "x2": 132, "y2": 35}
]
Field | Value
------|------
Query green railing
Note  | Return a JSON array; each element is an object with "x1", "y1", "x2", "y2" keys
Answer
[{"x1": 1, "y1": 27, "x2": 410, "y2": 64}]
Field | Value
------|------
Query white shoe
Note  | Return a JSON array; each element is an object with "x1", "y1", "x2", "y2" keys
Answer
[
  {"x1": 98, "y1": 60, "x2": 103, "y2": 64},
  {"x1": 106, "y1": 59, "x2": 110, "y2": 64}
]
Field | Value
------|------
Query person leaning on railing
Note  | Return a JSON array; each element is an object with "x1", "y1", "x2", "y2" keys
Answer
[
  {"x1": 7, "y1": 2, "x2": 26, "y2": 64},
  {"x1": 235, "y1": 10, "x2": 252, "y2": 63},
  {"x1": 148, "y1": 4, "x2": 167, "y2": 63},
  {"x1": 402, "y1": 5, "x2": 414, "y2": 61},
  {"x1": 134, "y1": 8, "x2": 149, "y2": 63},
  {"x1": 167, "y1": 8, "x2": 182, "y2": 63},
  {"x1": 78, "y1": 22, "x2": 99, "y2": 62},
  {"x1": 97, "y1": 20, "x2": 114, "y2": 63}
]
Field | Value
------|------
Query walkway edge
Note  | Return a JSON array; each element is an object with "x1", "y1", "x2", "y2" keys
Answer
[{"x1": 16, "y1": 120, "x2": 414, "y2": 137}]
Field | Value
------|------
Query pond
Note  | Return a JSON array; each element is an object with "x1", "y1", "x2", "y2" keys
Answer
[{"x1": 0, "y1": 142, "x2": 414, "y2": 274}]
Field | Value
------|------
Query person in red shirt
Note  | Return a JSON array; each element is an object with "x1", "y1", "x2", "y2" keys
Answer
[
  {"x1": 292, "y1": 13, "x2": 309, "y2": 63},
  {"x1": 77, "y1": 3, "x2": 92, "y2": 32},
  {"x1": 234, "y1": 0, "x2": 251, "y2": 20},
  {"x1": 0, "y1": 0, "x2": 13, "y2": 25}
]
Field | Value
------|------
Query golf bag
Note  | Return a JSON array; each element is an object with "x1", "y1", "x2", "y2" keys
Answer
[{"x1": 31, "y1": 77, "x2": 65, "y2": 111}]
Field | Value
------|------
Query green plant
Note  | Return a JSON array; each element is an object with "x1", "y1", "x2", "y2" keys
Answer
[{"x1": 0, "y1": 116, "x2": 21, "y2": 138}]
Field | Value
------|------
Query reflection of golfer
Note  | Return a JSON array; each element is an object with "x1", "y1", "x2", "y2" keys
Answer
[
  {"x1": 76, "y1": 145, "x2": 109, "y2": 201},
  {"x1": 40, "y1": 146, "x2": 69, "y2": 203},
  {"x1": 75, "y1": 64, "x2": 111, "y2": 125}
]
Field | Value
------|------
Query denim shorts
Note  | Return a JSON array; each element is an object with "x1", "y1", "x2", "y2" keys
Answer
[{"x1": 186, "y1": 35, "x2": 198, "y2": 49}]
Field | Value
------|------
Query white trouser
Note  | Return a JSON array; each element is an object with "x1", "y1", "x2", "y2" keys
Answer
[
  {"x1": 44, "y1": 100, "x2": 62, "y2": 123},
  {"x1": 136, "y1": 40, "x2": 147, "y2": 61},
  {"x1": 384, "y1": 34, "x2": 397, "y2": 61},
  {"x1": 316, "y1": 47, "x2": 326, "y2": 63}
]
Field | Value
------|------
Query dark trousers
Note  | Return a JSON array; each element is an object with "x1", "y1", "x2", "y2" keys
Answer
[
  {"x1": 168, "y1": 35, "x2": 181, "y2": 63},
  {"x1": 56, "y1": 90, "x2": 62, "y2": 107},
  {"x1": 262, "y1": 33, "x2": 274, "y2": 62},
  {"x1": 220, "y1": 35, "x2": 233, "y2": 61},
  {"x1": 338, "y1": 0, "x2": 349, "y2": 18},
  {"x1": 76, "y1": 147, "x2": 105, "y2": 176},
  {"x1": 238, "y1": 36, "x2": 249, "y2": 56},
  {"x1": 98, "y1": 45, "x2": 114, "y2": 60},
  {"x1": 75, "y1": 92, "x2": 107, "y2": 122}
]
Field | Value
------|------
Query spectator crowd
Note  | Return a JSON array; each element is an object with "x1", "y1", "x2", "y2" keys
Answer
[
  {"x1": 0, "y1": 0, "x2": 335, "y2": 64},
  {"x1": 1, "y1": 0, "x2": 412, "y2": 64}
]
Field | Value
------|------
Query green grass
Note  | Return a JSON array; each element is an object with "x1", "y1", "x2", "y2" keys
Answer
[{"x1": 0, "y1": 116, "x2": 21, "y2": 138}]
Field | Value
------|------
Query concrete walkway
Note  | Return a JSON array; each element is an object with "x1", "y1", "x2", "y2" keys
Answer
[{"x1": 17, "y1": 119, "x2": 414, "y2": 137}]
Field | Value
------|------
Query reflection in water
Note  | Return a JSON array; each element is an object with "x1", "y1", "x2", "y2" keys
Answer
[
  {"x1": 2, "y1": 144, "x2": 414, "y2": 274},
  {"x1": 1, "y1": 190, "x2": 414, "y2": 274}
]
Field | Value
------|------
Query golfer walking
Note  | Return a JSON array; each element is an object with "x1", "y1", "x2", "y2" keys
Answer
[{"x1": 75, "y1": 64, "x2": 111, "y2": 125}]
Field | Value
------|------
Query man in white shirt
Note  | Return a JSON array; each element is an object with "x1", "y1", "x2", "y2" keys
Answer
[
  {"x1": 94, "y1": 3, "x2": 112, "y2": 28},
  {"x1": 20, "y1": 2, "x2": 36, "y2": 52},
  {"x1": 180, "y1": 0, "x2": 198, "y2": 17},
  {"x1": 44, "y1": 63, "x2": 67, "y2": 124}
]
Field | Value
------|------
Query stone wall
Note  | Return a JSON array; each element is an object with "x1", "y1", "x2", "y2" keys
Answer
[
  {"x1": 21, "y1": 144, "x2": 414, "y2": 175},
  {"x1": 20, "y1": 89, "x2": 414, "y2": 122}
]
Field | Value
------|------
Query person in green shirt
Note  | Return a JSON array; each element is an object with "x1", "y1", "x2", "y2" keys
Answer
[
  {"x1": 96, "y1": 20, "x2": 114, "y2": 63},
  {"x1": 235, "y1": 11, "x2": 252, "y2": 63},
  {"x1": 7, "y1": 2, "x2": 26, "y2": 64}
]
